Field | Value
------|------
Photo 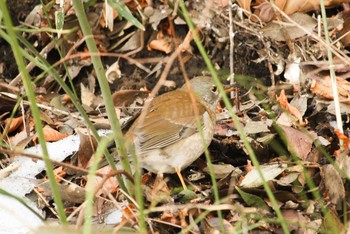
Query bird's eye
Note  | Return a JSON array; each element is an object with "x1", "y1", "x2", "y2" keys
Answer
[{"x1": 211, "y1": 85, "x2": 217, "y2": 93}]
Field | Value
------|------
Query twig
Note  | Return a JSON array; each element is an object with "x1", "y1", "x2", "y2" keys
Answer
[{"x1": 10, "y1": 40, "x2": 56, "y2": 86}]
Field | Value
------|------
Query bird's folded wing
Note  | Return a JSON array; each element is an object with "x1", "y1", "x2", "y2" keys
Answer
[{"x1": 132, "y1": 91, "x2": 207, "y2": 152}]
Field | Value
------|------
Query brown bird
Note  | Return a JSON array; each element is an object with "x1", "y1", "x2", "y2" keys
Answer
[{"x1": 125, "y1": 76, "x2": 233, "y2": 189}]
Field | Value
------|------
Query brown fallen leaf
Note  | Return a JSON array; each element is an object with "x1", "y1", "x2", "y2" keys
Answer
[
  {"x1": 321, "y1": 164, "x2": 345, "y2": 205},
  {"x1": 334, "y1": 129, "x2": 350, "y2": 150},
  {"x1": 262, "y1": 13, "x2": 316, "y2": 41},
  {"x1": 276, "y1": 90, "x2": 306, "y2": 126},
  {"x1": 310, "y1": 75, "x2": 350, "y2": 103},
  {"x1": 33, "y1": 125, "x2": 69, "y2": 143},
  {"x1": 148, "y1": 31, "x2": 173, "y2": 54},
  {"x1": 38, "y1": 182, "x2": 85, "y2": 204},
  {"x1": 281, "y1": 209, "x2": 319, "y2": 233},
  {"x1": 279, "y1": 125, "x2": 316, "y2": 160},
  {"x1": 78, "y1": 131, "x2": 98, "y2": 169},
  {"x1": 3, "y1": 116, "x2": 23, "y2": 133},
  {"x1": 53, "y1": 166, "x2": 67, "y2": 182},
  {"x1": 274, "y1": 0, "x2": 320, "y2": 15}
]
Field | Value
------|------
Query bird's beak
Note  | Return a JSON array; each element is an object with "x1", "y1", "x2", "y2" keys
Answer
[{"x1": 223, "y1": 83, "x2": 237, "y2": 93}]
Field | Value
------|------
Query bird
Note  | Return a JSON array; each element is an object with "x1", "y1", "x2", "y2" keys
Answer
[{"x1": 124, "y1": 76, "x2": 234, "y2": 189}]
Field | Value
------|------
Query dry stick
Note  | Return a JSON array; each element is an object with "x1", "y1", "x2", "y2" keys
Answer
[
  {"x1": 34, "y1": 187, "x2": 60, "y2": 218},
  {"x1": 2, "y1": 89, "x2": 109, "y2": 122},
  {"x1": 135, "y1": 30, "x2": 194, "y2": 125},
  {"x1": 67, "y1": 202, "x2": 86, "y2": 222},
  {"x1": 53, "y1": 51, "x2": 152, "y2": 73},
  {"x1": 63, "y1": 34, "x2": 149, "y2": 73},
  {"x1": 0, "y1": 82, "x2": 20, "y2": 93},
  {"x1": 65, "y1": 35, "x2": 95, "y2": 58},
  {"x1": 0, "y1": 148, "x2": 134, "y2": 183},
  {"x1": 132, "y1": 56, "x2": 169, "y2": 64},
  {"x1": 10, "y1": 40, "x2": 56, "y2": 86},
  {"x1": 229, "y1": 0, "x2": 235, "y2": 95},
  {"x1": 76, "y1": 201, "x2": 87, "y2": 227},
  {"x1": 228, "y1": 1, "x2": 242, "y2": 114},
  {"x1": 147, "y1": 202, "x2": 239, "y2": 213},
  {"x1": 148, "y1": 218, "x2": 182, "y2": 230},
  {"x1": 332, "y1": 30, "x2": 350, "y2": 45}
]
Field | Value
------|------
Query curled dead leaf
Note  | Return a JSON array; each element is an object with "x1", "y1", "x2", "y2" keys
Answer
[
  {"x1": 3, "y1": 116, "x2": 23, "y2": 133},
  {"x1": 148, "y1": 31, "x2": 173, "y2": 54},
  {"x1": 33, "y1": 125, "x2": 69, "y2": 142},
  {"x1": 277, "y1": 90, "x2": 306, "y2": 126},
  {"x1": 310, "y1": 75, "x2": 350, "y2": 103}
]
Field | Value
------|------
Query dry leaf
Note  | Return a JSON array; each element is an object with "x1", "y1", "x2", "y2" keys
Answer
[
  {"x1": 274, "y1": 0, "x2": 320, "y2": 15},
  {"x1": 106, "y1": 60, "x2": 121, "y2": 84},
  {"x1": 80, "y1": 83, "x2": 96, "y2": 108},
  {"x1": 254, "y1": 0, "x2": 348, "y2": 22},
  {"x1": 335, "y1": 150, "x2": 350, "y2": 179},
  {"x1": 338, "y1": 17, "x2": 350, "y2": 47},
  {"x1": 148, "y1": 31, "x2": 173, "y2": 54},
  {"x1": 77, "y1": 131, "x2": 97, "y2": 168},
  {"x1": 334, "y1": 129, "x2": 350, "y2": 150},
  {"x1": 200, "y1": 217, "x2": 234, "y2": 233},
  {"x1": 243, "y1": 120, "x2": 270, "y2": 135},
  {"x1": 3, "y1": 116, "x2": 23, "y2": 133},
  {"x1": 262, "y1": 13, "x2": 316, "y2": 41},
  {"x1": 321, "y1": 164, "x2": 345, "y2": 205},
  {"x1": 310, "y1": 75, "x2": 350, "y2": 103},
  {"x1": 94, "y1": 166, "x2": 119, "y2": 196},
  {"x1": 277, "y1": 90, "x2": 306, "y2": 125},
  {"x1": 240, "y1": 163, "x2": 287, "y2": 188},
  {"x1": 144, "y1": 174, "x2": 173, "y2": 203},
  {"x1": 203, "y1": 164, "x2": 236, "y2": 179},
  {"x1": 279, "y1": 125, "x2": 316, "y2": 160},
  {"x1": 214, "y1": 119, "x2": 237, "y2": 137},
  {"x1": 118, "y1": 30, "x2": 142, "y2": 52},
  {"x1": 281, "y1": 209, "x2": 320, "y2": 233},
  {"x1": 38, "y1": 182, "x2": 85, "y2": 203},
  {"x1": 213, "y1": 0, "x2": 231, "y2": 8},
  {"x1": 36, "y1": 125, "x2": 69, "y2": 142}
]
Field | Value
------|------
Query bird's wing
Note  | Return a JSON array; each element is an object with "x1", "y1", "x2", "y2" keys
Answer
[{"x1": 128, "y1": 90, "x2": 209, "y2": 152}]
